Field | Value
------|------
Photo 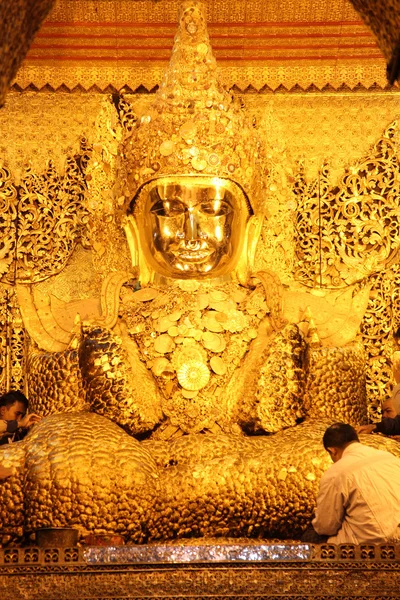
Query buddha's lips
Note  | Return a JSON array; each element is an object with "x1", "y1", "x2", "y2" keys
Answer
[{"x1": 173, "y1": 248, "x2": 214, "y2": 262}]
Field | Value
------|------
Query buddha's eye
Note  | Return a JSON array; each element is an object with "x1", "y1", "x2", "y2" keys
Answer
[
  {"x1": 199, "y1": 200, "x2": 231, "y2": 217},
  {"x1": 151, "y1": 200, "x2": 185, "y2": 217}
]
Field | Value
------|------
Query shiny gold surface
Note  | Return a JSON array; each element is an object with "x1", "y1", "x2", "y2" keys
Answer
[
  {"x1": 128, "y1": 177, "x2": 250, "y2": 280},
  {"x1": 0, "y1": 1, "x2": 400, "y2": 544},
  {"x1": 1, "y1": 413, "x2": 160, "y2": 544},
  {"x1": 2, "y1": 415, "x2": 400, "y2": 544}
]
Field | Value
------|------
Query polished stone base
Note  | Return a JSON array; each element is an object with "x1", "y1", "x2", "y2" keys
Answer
[{"x1": 1, "y1": 541, "x2": 400, "y2": 599}]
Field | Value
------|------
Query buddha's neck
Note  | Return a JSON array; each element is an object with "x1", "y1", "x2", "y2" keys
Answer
[{"x1": 152, "y1": 272, "x2": 236, "y2": 287}]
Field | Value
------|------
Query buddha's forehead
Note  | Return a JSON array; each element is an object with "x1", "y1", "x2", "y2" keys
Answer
[{"x1": 132, "y1": 176, "x2": 252, "y2": 216}]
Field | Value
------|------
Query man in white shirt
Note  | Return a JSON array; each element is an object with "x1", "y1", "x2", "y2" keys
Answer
[{"x1": 311, "y1": 422, "x2": 400, "y2": 544}]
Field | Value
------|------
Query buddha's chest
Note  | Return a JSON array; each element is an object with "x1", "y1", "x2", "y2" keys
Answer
[{"x1": 120, "y1": 281, "x2": 268, "y2": 431}]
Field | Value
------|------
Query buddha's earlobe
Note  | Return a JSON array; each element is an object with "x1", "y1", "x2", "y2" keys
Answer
[
  {"x1": 122, "y1": 215, "x2": 151, "y2": 285},
  {"x1": 236, "y1": 215, "x2": 264, "y2": 286}
]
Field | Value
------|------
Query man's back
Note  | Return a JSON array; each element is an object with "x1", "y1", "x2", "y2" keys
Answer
[{"x1": 313, "y1": 442, "x2": 400, "y2": 544}]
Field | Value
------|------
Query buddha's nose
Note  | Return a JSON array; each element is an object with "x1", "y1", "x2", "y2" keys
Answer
[{"x1": 184, "y1": 210, "x2": 198, "y2": 241}]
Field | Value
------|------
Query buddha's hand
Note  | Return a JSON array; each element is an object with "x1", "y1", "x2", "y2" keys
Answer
[
  {"x1": 19, "y1": 413, "x2": 42, "y2": 429},
  {"x1": 389, "y1": 435, "x2": 400, "y2": 442},
  {"x1": 357, "y1": 424, "x2": 377, "y2": 434},
  {"x1": 0, "y1": 465, "x2": 14, "y2": 480}
]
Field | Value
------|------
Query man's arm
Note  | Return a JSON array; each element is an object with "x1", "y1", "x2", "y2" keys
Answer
[
  {"x1": 312, "y1": 474, "x2": 345, "y2": 536},
  {"x1": 375, "y1": 415, "x2": 400, "y2": 436},
  {"x1": 0, "y1": 415, "x2": 41, "y2": 437},
  {"x1": 0, "y1": 464, "x2": 13, "y2": 479},
  {"x1": 0, "y1": 420, "x2": 18, "y2": 435},
  {"x1": 357, "y1": 423, "x2": 377, "y2": 434}
]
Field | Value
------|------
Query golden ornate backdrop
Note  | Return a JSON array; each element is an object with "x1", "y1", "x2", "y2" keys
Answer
[
  {"x1": 1, "y1": 1, "x2": 400, "y2": 546},
  {"x1": 0, "y1": 86, "x2": 400, "y2": 420}
]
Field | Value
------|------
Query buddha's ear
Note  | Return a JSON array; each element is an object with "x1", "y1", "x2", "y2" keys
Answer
[
  {"x1": 236, "y1": 214, "x2": 264, "y2": 286},
  {"x1": 122, "y1": 215, "x2": 151, "y2": 285}
]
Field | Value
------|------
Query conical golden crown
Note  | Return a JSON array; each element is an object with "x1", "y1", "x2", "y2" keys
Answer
[{"x1": 121, "y1": 0, "x2": 267, "y2": 213}]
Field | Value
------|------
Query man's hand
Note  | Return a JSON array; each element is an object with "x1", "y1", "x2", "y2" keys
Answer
[
  {"x1": 357, "y1": 424, "x2": 377, "y2": 434},
  {"x1": 19, "y1": 413, "x2": 41, "y2": 429},
  {"x1": 0, "y1": 465, "x2": 14, "y2": 480}
]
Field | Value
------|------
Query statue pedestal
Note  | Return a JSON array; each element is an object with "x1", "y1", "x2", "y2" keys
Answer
[{"x1": 1, "y1": 541, "x2": 400, "y2": 599}]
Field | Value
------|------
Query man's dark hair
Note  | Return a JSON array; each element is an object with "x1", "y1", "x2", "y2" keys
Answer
[
  {"x1": 323, "y1": 422, "x2": 359, "y2": 450},
  {"x1": 0, "y1": 390, "x2": 28, "y2": 411}
]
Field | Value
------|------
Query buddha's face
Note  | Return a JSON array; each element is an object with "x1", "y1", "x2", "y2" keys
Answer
[{"x1": 132, "y1": 177, "x2": 250, "y2": 279}]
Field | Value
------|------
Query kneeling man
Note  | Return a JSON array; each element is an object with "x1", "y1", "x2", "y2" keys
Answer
[{"x1": 312, "y1": 423, "x2": 400, "y2": 544}]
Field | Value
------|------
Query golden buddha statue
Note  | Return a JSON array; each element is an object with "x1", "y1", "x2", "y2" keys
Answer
[{"x1": 1, "y1": 0, "x2": 399, "y2": 545}]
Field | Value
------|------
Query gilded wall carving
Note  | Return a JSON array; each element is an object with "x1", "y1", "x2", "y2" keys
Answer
[
  {"x1": 0, "y1": 288, "x2": 25, "y2": 397},
  {"x1": 294, "y1": 121, "x2": 400, "y2": 289},
  {"x1": 293, "y1": 120, "x2": 400, "y2": 419},
  {"x1": 0, "y1": 131, "x2": 94, "y2": 390}
]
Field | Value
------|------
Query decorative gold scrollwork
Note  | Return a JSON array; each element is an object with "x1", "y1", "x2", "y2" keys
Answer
[
  {"x1": 294, "y1": 122, "x2": 400, "y2": 421},
  {"x1": 15, "y1": 153, "x2": 90, "y2": 284},
  {"x1": 294, "y1": 121, "x2": 400, "y2": 289}
]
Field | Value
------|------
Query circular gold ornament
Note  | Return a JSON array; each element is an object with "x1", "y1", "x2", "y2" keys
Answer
[
  {"x1": 156, "y1": 317, "x2": 172, "y2": 333},
  {"x1": 180, "y1": 121, "x2": 197, "y2": 139},
  {"x1": 224, "y1": 309, "x2": 248, "y2": 333},
  {"x1": 197, "y1": 42, "x2": 208, "y2": 56},
  {"x1": 203, "y1": 312, "x2": 224, "y2": 332},
  {"x1": 169, "y1": 310, "x2": 182, "y2": 322},
  {"x1": 154, "y1": 334, "x2": 175, "y2": 354},
  {"x1": 208, "y1": 153, "x2": 220, "y2": 166},
  {"x1": 159, "y1": 140, "x2": 175, "y2": 156},
  {"x1": 177, "y1": 360, "x2": 210, "y2": 391},
  {"x1": 210, "y1": 290, "x2": 228, "y2": 302},
  {"x1": 210, "y1": 356, "x2": 227, "y2": 375},
  {"x1": 192, "y1": 157, "x2": 207, "y2": 171},
  {"x1": 132, "y1": 288, "x2": 159, "y2": 302},
  {"x1": 202, "y1": 331, "x2": 226, "y2": 352},
  {"x1": 168, "y1": 325, "x2": 179, "y2": 337},
  {"x1": 178, "y1": 280, "x2": 200, "y2": 292},
  {"x1": 178, "y1": 324, "x2": 189, "y2": 336},
  {"x1": 173, "y1": 343, "x2": 207, "y2": 369}
]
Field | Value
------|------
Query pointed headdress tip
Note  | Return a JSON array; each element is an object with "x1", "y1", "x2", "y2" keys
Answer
[
  {"x1": 158, "y1": 0, "x2": 222, "y2": 106},
  {"x1": 120, "y1": 1, "x2": 268, "y2": 216}
]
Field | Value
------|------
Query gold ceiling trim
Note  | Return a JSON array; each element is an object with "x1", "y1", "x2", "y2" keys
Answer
[
  {"x1": 14, "y1": 61, "x2": 390, "y2": 92},
  {"x1": 12, "y1": 0, "x2": 390, "y2": 92}
]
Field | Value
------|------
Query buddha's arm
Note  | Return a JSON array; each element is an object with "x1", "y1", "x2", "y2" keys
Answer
[
  {"x1": 79, "y1": 321, "x2": 163, "y2": 435},
  {"x1": 27, "y1": 320, "x2": 163, "y2": 435},
  {"x1": 227, "y1": 320, "x2": 306, "y2": 434}
]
